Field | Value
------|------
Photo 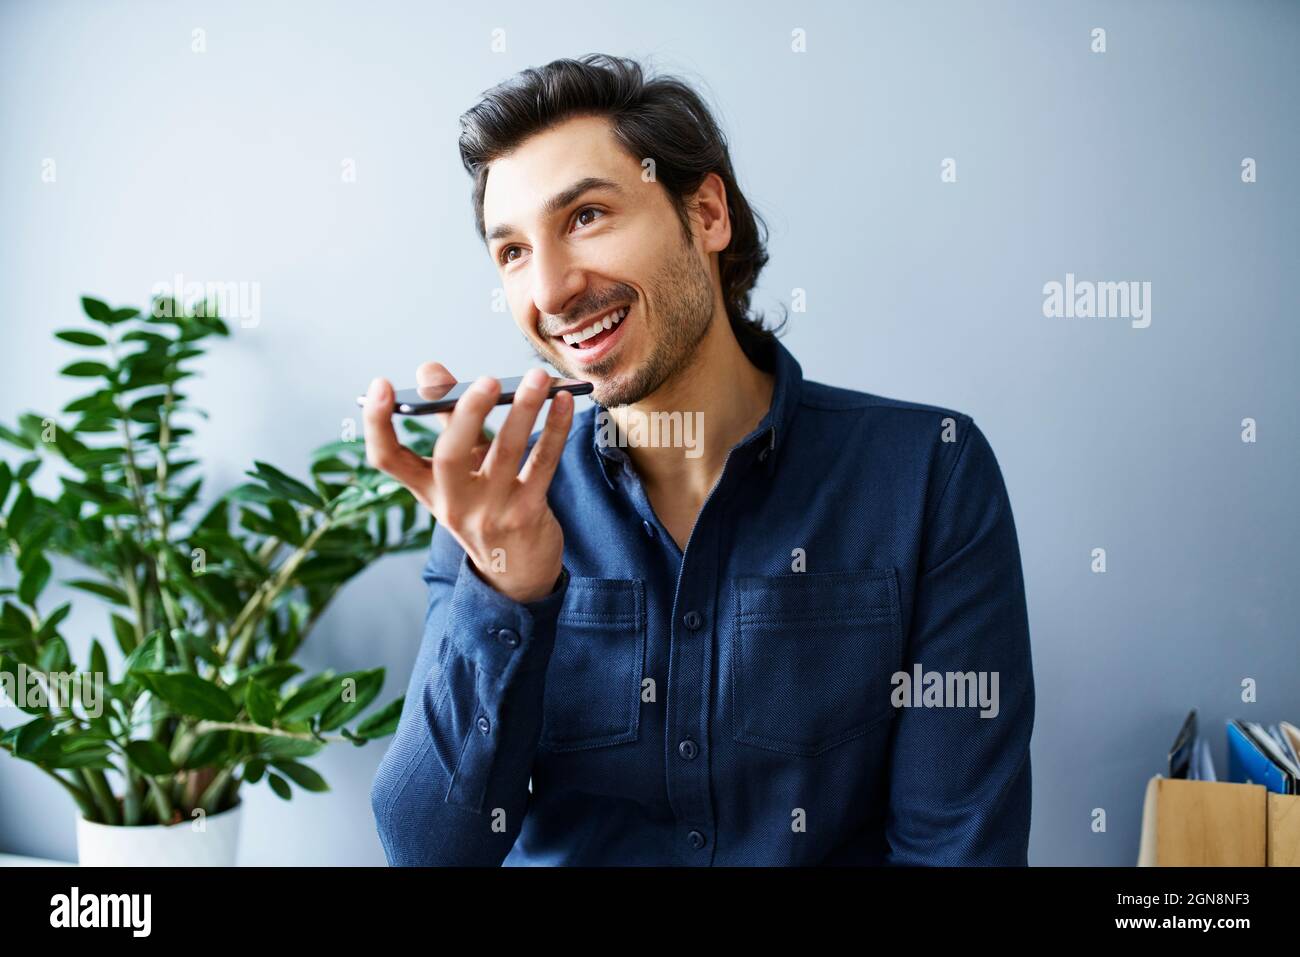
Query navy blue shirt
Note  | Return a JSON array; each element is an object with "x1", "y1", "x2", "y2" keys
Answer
[{"x1": 370, "y1": 336, "x2": 1034, "y2": 865}]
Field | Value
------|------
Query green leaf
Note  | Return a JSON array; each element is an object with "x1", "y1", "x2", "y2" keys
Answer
[
  {"x1": 134, "y1": 671, "x2": 238, "y2": 721},
  {"x1": 0, "y1": 602, "x2": 33, "y2": 640},
  {"x1": 271, "y1": 760, "x2": 328, "y2": 792},
  {"x1": 266, "y1": 498, "x2": 305, "y2": 545},
  {"x1": 292, "y1": 554, "x2": 364, "y2": 585},
  {"x1": 38, "y1": 636, "x2": 71, "y2": 672},
  {"x1": 62, "y1": 390, "x2": 118, "y2": 415},
  {"x1": 126, "y1": 739, "x2": 175, "y2": 775},
  {"x1": 7, "y1": 485, "x2": 34, "y2": 537},
  {"x1": 13, "y1": 718, "x2": 54, "y2": 759},
  {"x1": 166, "y1": 476, "x2": 203, "y2": 518},
  {"x1": 243, "y1": 757, "x2": 266, "y2": 783},
  {"x1": 317, "y1": 669, "x2": 383, "y2": 731},
  {"x1": 110, "y1": 613, "x2": 138, "y2": 655},
  {"x1": 242, "y1": 661, "x2": 301, "y2": 690},
  {"x1": 353, "y1": 695, "x2": 404, "y2": 740},
  {"x1": 247, "y1": 461, "x2": 324, "y2": 509},
  {"x1": 50, "y1": 747, "x2": 115, "y2": 770},
  {"x1": 160, "y1": 550, "x2": 229, "y2": 617},
  {"x1": 63, "y1": 578, "x2": 129, "y2": 606},
  {"x1": 182, "y1": 730, "x2": 230, "y2": 769},
  {"x1": 309, "y1": 455, "x2": 353, "y2": 474},
  {"x1": 60, "y1": 478, "x2": 130, "y2": 507},
  {"x1": 72, "y1": 416, "x2": 117, "y2": 434},
  {"x1": 80, "y1": 296, "x2": 112, "y2": 323},
  {"x1": 60, "y1": 361, "x2": 113, "y2": 378},
  {"x1": 54, "y1": 330, "x2": 108, "y2": 347},
  {"x1": 267, "y1": 772, "x2": 292, "y2": 800},
  {"x1": 309, "y1": 439, "x2": 365, "y2": 464},
  {"x1": 68, "y1": 447, "x2": 126, "y2": 469},
  {"x1": 18, "y1": 555, "x2": 51, "y2": 606},
  {"x1": 88, "y1": 639, "x2": 108, "y2": 681},
  {"x1": 245, "y1": 680, "x2": 278, "y2": 727},
  {"x1": 0, "y1": 423, "x2": 36, "y2": 451},
  {"x1": 258, "y1": 735, "x2": 323, "y2": 759},
  {"x1": 35, "y1": 601, "x2": 73, "y2": 643},
  {"x1": 174, "y1": 629, "x2": 220, "y2": 666},
  {"x1": 123, "y1": 629, "x2": 166, "y2": 678},
  {"x1": 224, "y1": 482, "x2": 281, "y2": 507},
  {"x1": 278, "y1": 676, "x2": 342, "y2": 724},
  {"x1": 238, "y1": 507, "x2": 283, "y2": 539},
  {"x1": 120, "y1": 329, "x2": 173, "y2": 347}
]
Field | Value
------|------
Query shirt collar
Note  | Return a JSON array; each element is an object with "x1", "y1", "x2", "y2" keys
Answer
[{"x1": 590, "y1": 335, "x2": 803, "y2": 490}]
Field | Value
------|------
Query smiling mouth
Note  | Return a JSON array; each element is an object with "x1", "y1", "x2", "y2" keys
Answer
[{"x1": 558, "y1": 305, "x2": 629, "y2": 351}]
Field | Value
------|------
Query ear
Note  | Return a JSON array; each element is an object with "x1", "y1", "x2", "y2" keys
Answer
[{"x1": 690, "y1": 172, "x2": 731, "y2": 255}]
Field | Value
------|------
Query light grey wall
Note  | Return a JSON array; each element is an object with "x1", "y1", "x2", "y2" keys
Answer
[{"x1": 1, "y1": 0, "x2": 1296, "y2": 866}]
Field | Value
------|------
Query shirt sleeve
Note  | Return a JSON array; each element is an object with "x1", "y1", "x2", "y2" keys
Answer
[
  {"x1": 369, "y1": 521, "x2": 568, "y2": 866},
  {"x1": 884, "y1": 418, "x2": 1035, "y2": 865}
]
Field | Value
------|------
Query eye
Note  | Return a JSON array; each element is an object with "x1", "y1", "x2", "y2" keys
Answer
[
  {"x1": 573, "y1": 205, "x2": 605, "y2": 229},
  {"x1": 498, "y1": 207, "x2": 605, "y2": 266}
]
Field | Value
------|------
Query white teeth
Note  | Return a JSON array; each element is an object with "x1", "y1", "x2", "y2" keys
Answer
[{"x1": 562, "y1": 306, "x2": 627, "y2": 345}]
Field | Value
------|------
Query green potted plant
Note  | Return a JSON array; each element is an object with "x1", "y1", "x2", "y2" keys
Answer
[{"x1": 0, "y1": 295, "x2": 433, "y2": 865}]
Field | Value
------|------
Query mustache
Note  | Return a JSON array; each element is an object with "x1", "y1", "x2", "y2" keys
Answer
[{"x1": 538, "y1": 294, "x2": 635, "y2": 337}]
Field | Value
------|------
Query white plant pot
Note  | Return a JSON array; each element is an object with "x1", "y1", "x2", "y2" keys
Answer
[{"x1": 76, "y1": 801, "x2": 243, "y2": 867}]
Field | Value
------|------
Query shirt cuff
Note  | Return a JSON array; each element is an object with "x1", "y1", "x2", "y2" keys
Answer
[{"x1": 443, "y1": 554, "x2": 569, "y2": 678}]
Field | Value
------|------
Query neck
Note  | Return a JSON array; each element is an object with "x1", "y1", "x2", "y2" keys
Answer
[{"x1": 610, "y1": 317, "x2": 775, "y2": 500}]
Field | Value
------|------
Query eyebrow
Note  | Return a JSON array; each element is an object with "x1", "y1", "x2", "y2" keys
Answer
[{"x1": 485, "y1": 176, "x2": 624, "y2": 244}]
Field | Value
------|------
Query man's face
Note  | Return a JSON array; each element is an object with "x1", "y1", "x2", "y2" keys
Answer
[{"x1": 482, "y1": 115, "x2": 717, "y2": 408}]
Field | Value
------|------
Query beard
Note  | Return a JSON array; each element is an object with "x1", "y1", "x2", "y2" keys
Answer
[{"x1": 528, "y1": 232, "x2": 716, "y2": 409}]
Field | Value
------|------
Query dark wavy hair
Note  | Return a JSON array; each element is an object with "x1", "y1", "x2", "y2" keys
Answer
[{"x1": 457, "y1": 53, "x2": 784, "y2": 357}]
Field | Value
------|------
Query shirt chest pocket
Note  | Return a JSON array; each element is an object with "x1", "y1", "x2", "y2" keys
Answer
[
  {"x1": 731, "y1": 568, "x2": 903, "y2": 757},
  {"x1": 539, "y1": 577, "x2": 646, "y2": 753}
]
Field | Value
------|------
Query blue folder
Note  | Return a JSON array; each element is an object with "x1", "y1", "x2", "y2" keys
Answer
[{"x1": 1227, "y1": 719, "x2": 1296, "y2": 794}]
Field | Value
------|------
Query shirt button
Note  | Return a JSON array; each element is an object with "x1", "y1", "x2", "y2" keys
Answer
[
  {"x1": 678, "y1": 739, "x2": 698, "y2": 760},
  {"x1": 758, "y1": 447, "x2": 769, "y2": 462},
  {"x1": 687, "y1": 829, "x2": 707, "y2": 850},
  {"x1": 682, "y1": 610, "x2": 703, "y2": 630},
  {"x1": 497, "y1": 627, "x2": 520, "y2": 647},
  {"x1": 476, "y1": 715, "x2": 491, "y2": 735},
  {"x1": 642, "y1": 519, "x2": 656, "y2": 539}
]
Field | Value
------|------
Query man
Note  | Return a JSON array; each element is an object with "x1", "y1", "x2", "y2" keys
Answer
[{"x1": 366, "y1": 54, "x2": 1034, "y2": 865}]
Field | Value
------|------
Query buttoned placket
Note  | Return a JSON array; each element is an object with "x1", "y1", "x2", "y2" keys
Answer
[{"x1": 594, "y1": 423, "x2": 778, "y2": 864}]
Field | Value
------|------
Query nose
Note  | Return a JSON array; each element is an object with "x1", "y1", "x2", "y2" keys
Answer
[{"x1": 530, "y1": 242, "x2": 586, "y2": 331}]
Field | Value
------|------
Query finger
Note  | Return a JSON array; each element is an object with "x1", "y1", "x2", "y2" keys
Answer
[
  {"x1": 433, "y1": 376, "x2": 500, "y2": 494},
  {"x1": 417, "y1": 361, "x2": 495, "y2": 446},
  {"x1": 361, "y1": 377, "x2": 435, "y2": 496},
  {"x1": 415, "y1": 362, "x2": 458, "y2": 434},
  {"x1": 415, "y1": 361, "x2": 456, "y2": 389},
  {"x1": 479, "y1": 368, "x2": 550, "y2": 480},
  {"x1": 517, "y1": 387, "x2": 575, "y2": 502}
]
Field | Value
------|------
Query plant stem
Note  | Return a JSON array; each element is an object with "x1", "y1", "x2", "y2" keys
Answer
[
  {"x1": 193, "y1": 719, "x2": 346, "y2": 743},
  {"x1": 106, "y1": 516, "x2": 144, "y2": 650},
  {"x1": 168, "y1": 723, "x2": 198, "y2": 767},
  {"x1": 37, "y1": 766, "x2": 97, "y2": 821},
  {"x1": 255, "y1": 535, "x2": 282, "y2": 565},
  {"x1": 79, "y1": 768, "x2": 121, "y2": 826},
  {"x1": 227, "y1": 518, "x2": 332, "y2": 668},
  {"x1": 107, "y1": 336, "x2": 159, "y2": 541},
  {"x1": 123, "y1": 766, "x2": 143, "y2": 825},
  {"x1": 144, "y1": 775, "x2": 173, "y2": 824},
  {"x1": 197, "y1": 766, "x2": 234, "y2": 813}
]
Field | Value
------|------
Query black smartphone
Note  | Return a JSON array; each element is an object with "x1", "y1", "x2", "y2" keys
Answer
[{"x1": 356, "y1": 375, "x2": 593, "y2": 415}]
